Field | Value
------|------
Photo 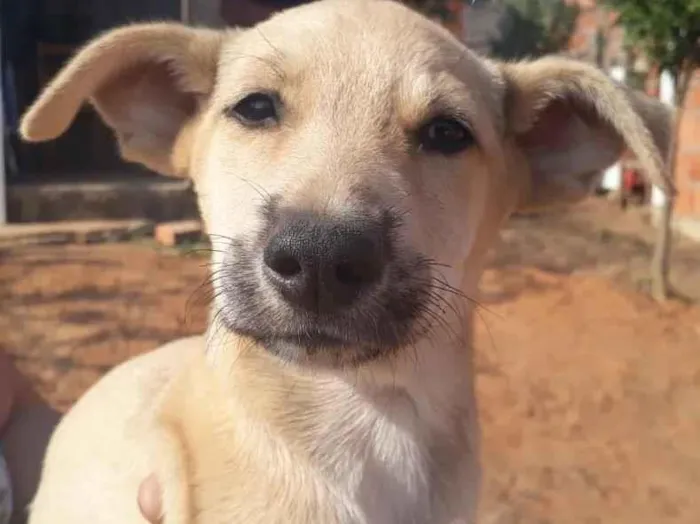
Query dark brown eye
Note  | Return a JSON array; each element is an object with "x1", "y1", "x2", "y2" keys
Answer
[
  {"x1": 417, "y1": 117, "x2": 474, "y2": 155},
  {"x1": 226, "y1": 92, "x2": 279, "y2": 127}
]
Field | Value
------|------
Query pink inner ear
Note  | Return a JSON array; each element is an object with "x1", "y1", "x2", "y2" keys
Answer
[{"x1": 517, "y1": 99, "x2": 577, "y2": 150}]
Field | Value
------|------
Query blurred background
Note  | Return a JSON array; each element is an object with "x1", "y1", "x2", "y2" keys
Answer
[{"x1": 1, "y1": 1, "x2": 699, "y2": 523}]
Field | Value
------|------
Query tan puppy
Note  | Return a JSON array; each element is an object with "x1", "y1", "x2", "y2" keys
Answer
[{"x1": 19, "y1": 1, "x2": 673, "y2": 523}]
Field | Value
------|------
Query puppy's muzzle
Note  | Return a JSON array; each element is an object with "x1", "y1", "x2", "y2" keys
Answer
[
  {"x1": 263, "y1": 211, "x2": 388, "y2": 314},
  {"x1": 218, "y1": 202, "x2": 428, "y2": 364}
]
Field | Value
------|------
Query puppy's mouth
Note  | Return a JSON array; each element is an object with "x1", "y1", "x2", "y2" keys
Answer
[
  {"x1": 214, "y1": 206, "x2": 434, "y2": 367},
  {"x1": 243, "y1": 328, "x2": 394, "y2": 367}
]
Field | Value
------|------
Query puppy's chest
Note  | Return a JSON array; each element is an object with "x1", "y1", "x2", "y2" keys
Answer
[{"x1": 311, "y1": 410, "x2": 434, "y2": 523}]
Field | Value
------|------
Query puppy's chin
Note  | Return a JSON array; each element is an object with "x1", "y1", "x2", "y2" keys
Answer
[
  {"x1": 218, "y1": 324, "x2": 398, "y2": 369},
  {"x1": 219, "y1": 304, "x2": 431, "y2": 370},
  {"x1": 259, "y1": 336, "x2": 392, "y2": 369}
]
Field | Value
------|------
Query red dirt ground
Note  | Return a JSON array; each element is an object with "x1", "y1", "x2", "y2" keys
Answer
[{"x1": 2, "y1": 198, "x2": 699, "y2": 523}]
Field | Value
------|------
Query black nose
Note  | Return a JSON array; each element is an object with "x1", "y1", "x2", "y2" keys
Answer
[{"x1": 263, "y1": 213, "x2": 388, "y2": 313}]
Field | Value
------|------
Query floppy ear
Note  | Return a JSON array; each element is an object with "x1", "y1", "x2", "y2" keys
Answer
[
  {"x1": 20, "y1": 23, "x2": 223, "y2": 176},
  {"x1": 502, "y1": 57, "x2": 675, "y2": 210}
]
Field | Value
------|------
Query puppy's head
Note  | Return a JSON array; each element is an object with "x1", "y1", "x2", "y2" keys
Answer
[{"x1": 22, "y1": 0, "x2": 672, "y2": 368}]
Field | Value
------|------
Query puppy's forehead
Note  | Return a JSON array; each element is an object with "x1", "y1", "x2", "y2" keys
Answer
[{"x1": 216, "y1": 1, "x2": 495, "y2": 115}]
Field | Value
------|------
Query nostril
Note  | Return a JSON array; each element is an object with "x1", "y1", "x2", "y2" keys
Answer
[{"x1": 267, "y1": 253, "x2": 302, "y2": 278}]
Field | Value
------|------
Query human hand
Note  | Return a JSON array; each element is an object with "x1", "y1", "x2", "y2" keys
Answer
[
  {"x1": 138, "y1": 474, "x2": 163, "y2": 524},
  {"x1": 0, "y1": 352, "x2": 57, "y2": 524},
  {"x1": 0, "y1": 353, "x2": 41, "y2": 434}
]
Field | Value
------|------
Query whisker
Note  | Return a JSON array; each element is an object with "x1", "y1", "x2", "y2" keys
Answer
[{"x1": 234, "y1": 175, "x2": 274, "y2": 204}]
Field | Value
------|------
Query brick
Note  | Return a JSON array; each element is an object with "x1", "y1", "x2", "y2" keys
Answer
[
  {"x1": 154, "y1": 220, "x2": 203, "y2": 247},
  {"x1": 567, "y1": 5, "x2": 624, "y2": 60},
  {"x1": 688, "y1": 69, "x2": 700, "y2": 88},
  {"x1": 645, "y1": 67, "x2": 661, "y2": 97},
  {"x1": 678, "y1": 112, "x2": 700, "y2": 151},
  {"x1": 675, "y1": 186, "x2": 694, "y2": 217},
  {"x1": 443, "y1": 0, "x2": 464, "y2": 37},
  {"x1": 566, "y1": 0, "x2": 595, "y2": 8},
  {"x1": 569, "y1": 34, "x2": 591, "y2": 54},
  {"x1": 684, "y1": 80, "x2": 700, "y2": 111},
  {"x1": 676, "y1": 152, "x2": 700, "y2": 184},
  {"x1": 675, "y1": 186, "x2": 700, "y2": 218},
  {"x1": 692, "y1": 188, "x2": 700, "y2": 218},
  {"x1": 0, "y1": 220, "x2": 153, "y2": 248},
  {"x1": 575, "y1": 9, "x2": 599, "y2": 32}
]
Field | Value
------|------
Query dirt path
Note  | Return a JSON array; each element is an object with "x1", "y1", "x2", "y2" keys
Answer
[
  {"x1": 477, "y1": 268, "x2": 700, "y2": 524},
  {"x1": 2, "y1": 198, "x2": 699, "y2": 523}
]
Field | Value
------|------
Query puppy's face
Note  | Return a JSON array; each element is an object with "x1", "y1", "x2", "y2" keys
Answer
[
  {"x1": 197, "y1": 2, "x2": 507, "y2": 366},
  {"x1": 21, "y1": 0, "x2": 672, "y2": 368}
]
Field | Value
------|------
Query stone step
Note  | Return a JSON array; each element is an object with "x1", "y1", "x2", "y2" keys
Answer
[
  {"x1": 0, "y1": 220, "x2": 154, "y2": 248},
  {"x1": 154, "y1": 220, "x2": 205, "y2": 247},
  {"x1": 7, "y1": 177, "x2": 198, "y2": 223}
]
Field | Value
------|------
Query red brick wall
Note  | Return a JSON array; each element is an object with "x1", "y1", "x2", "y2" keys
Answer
[
  {"x1": 567, "y1": 0, "x2": 625, "y2": 68},
  {"x1": 676, "y1": 70, "x2": 700, "y2": 219}
]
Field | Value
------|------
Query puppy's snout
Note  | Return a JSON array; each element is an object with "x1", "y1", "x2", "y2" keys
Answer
[{"x1": 263, "y1": 213, "x2": 388, "y2": 313}]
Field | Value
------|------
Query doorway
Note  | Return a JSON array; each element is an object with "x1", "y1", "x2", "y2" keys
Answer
[{"x1": 2, "y1": 0, "x2": 181, "y2": 182}]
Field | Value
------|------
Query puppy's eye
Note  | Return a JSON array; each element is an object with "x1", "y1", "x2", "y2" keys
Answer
[
  {"x1": 227, "y1": 92, "x2": 279, "y2": 127},
  {"x1": 417, "y1": 117, "x2": 474, "y2": 155}
]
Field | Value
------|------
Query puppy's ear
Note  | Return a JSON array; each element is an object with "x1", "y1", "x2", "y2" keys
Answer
[
  {"x1": 502, "y1": 57, "x2": 674, "y2": 210},
  {"x1": 20, "y1": 23, "x2": 223, "y2": 176}
]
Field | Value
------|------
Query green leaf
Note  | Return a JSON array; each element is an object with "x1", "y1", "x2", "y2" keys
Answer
[{"x1": 601, "y1": 0, "x2": 700, "y2": 72}]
